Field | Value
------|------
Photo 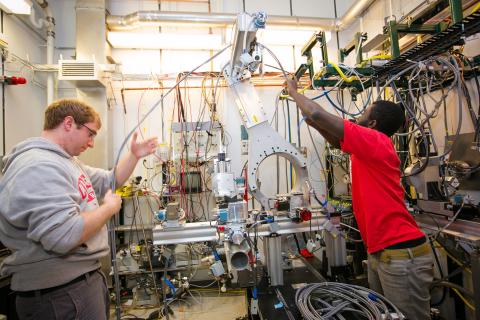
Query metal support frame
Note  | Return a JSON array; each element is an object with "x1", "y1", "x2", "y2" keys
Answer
[
  {"x1": 300, "y1": 32, "x2": 322, "y2": 80},
  {"x1": 294, "y1": 31, "x2": 375, "y2": 93},
  {"x1": 313, "y1": 66, "x2": 374, "y2": 92},
  {"x1": 294, "y1": 63, "x2": 309, "y2": 80},
  {"x1": 153, "y1": 214, "x2": 328, "y2": 245},
  {"x1": 449, "y1": 0, "x2": 463, "y2": 24},
  {"x1": 384, "y1": 0, "x2": 462, "y2": 60},
  {"x1": 292, "y1": 1, "x2": 479, "y2": 90},
  {"x1": 339, "y1": 32, "x2": 366, "y2": 65},
  {"x1": 319, "y1": 33, "x2": 329, "y2": 66},
  {"x1": 246, "y1": 121, "x2": 309, "y2": 210},
  {"x1": 295, "y1": 31, "x2": 329, "y2": 82},
  {"x1": 153, "y1": 214, "x2": 330, "y2": 288},
  {"x1": 388, "y1": 20, "x2": 401, "y2": 59},
  {"x1": 324, "y1": 227, "x2": 347, "y2": 276},
  {"x1": 225, "y1": 13, "x2": 310, "y2": 210},
  {"x1": 387, "y1": 19, "x2": 448, "y2": 59},
  {"x1": 376, "y1": 11, "x2": 480, "y2": 80},
  {"x1": 472, "y1": 250, "x2": 480, "y2": 320},
  {"x1": 264, "y1": 236, "x2": 283, "y2": 286},
  {"x1": 395, "y1": 23, "x2": 447, "y2": 34},
  {"x1": 300, "y1": 31, "x2": 328, "y2": 61}
]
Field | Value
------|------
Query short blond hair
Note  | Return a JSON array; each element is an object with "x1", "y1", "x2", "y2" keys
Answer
[{"x1": 43, "y1": 98, "x2": 101, "y2": 130}]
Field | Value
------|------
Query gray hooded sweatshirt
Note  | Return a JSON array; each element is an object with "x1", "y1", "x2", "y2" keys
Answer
[{"x1": 0, "y1": 137, "x2": 114, "y2": 291}]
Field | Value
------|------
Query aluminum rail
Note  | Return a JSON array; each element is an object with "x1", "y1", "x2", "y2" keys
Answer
[{"x1": 152, "y1": 214, "x2": 329, "y2": 245}]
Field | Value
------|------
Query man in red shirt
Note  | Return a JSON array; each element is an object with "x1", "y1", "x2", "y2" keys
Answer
[{"x1": 286, "y1": 79, "x2": 434, "y2": 320}]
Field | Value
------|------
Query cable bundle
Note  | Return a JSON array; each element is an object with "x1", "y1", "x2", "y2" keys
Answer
[{"x1": 295, "y1": 282, "x2": 404, "y2": 320}]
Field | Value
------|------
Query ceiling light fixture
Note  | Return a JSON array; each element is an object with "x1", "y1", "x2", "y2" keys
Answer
[
  {"x1": 107, "y1": 32, "x2": 223, "y2": 50},
  {"x1": 0, "y1": 0, "x2": 32, "y2": 15}
]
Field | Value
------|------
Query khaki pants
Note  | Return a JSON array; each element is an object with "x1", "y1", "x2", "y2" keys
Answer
[{"x1": 368, "y1": 244, "x2": 434, "y2": 320}]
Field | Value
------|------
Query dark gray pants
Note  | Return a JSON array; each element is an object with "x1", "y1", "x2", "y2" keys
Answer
[
  {"x1": 368, "y1": 249, "x2": 434, "y2": 320},
  {"x1": 15, "y1": 270, "x2": 110, "y2": 320}
]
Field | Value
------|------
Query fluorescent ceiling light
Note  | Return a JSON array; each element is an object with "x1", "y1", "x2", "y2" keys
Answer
[
  {"x1": 108, "y1": 32, "x2": 223, "y2": 50},
  {"x1": 259, "y1": 29, "x2": 331, "y2": 46},
  {"x1": 0, "y1": 0, "x2": 32, "y2": 15},
  {"x1": 225, "y1": 29, "x2": 331, "y2": 46}
]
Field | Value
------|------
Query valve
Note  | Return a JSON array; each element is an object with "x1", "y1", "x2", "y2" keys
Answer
[
  {"x1": 1, "y1": 76, "x2": 27, "y2": 85},
  {"x1": 253, "y1": 12, "x2": 267, "y2": 28},
  {"x1": 291, "y1": 207, "x2": 312, "y2": 222},
  {"x1": 299, "y1": 208, "x2": 312, "y2": 222}
]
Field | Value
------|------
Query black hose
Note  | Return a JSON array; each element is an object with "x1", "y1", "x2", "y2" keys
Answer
[
  {"x1": 391, "y1": 83, "x2": 430, "y2": 177},
  {"x1": 429, "y1": 237, "x2": 446, "y2": 306},
  {"x1": 430, "y1": 281, "x2": 474, "y2": 301},
  {"x1": 293, "y1": 234, "x2": 302, "y2": 253}
]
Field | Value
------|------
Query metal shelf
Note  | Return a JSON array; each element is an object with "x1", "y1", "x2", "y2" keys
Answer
[{"x1": 374, "y1": 11, "x2": 480, "y2": 80}]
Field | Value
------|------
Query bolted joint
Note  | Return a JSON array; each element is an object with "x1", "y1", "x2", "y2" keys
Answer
[
  {"x1": 46, "y1": 16, "x2": 55, "y2": 25},
  {"x1": 38, "y1": 0, "x2": 49, "y2": 9}
]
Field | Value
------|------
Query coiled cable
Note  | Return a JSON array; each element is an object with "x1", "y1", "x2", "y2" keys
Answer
[{"x1": 295, "y1": 282, "x2": 404, "y2": 320}]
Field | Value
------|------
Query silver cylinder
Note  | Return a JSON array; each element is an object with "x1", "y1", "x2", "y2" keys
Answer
[
  {"x1": 106, "y1": 11, "x2": 336, "y2": 31},
  {"x1": 264, "y1": 236, "x2": 283, "y2": 286},
  {"x1": 225, "y1": 240, "x2": 250, "y2": 271}
]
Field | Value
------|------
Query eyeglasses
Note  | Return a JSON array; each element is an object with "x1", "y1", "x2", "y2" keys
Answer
[{"x1": 79, "y1": 123, "x2": 97, "y2": 138}]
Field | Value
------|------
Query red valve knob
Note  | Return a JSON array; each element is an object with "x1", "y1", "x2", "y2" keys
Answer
[
  {"x1": 299, "y1": 209, "x2": 312, "y2": 222},
  {"x1": 2, "y1": 76, "x2": 27, "y2": 85},
  {"x1": 11, "y1": 77, "x2": 27, "y2": 85}
]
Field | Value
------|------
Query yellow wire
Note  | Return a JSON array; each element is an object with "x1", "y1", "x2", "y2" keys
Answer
[
  {"x1": 433, "y1": 241, "x2": 471, "y2": 274},
  {"x1": 313, "y1": 68, "x2": 325, "y2": 80},
  {"x1": 430, "y1": 242, "x2": 475, "y2": 310},
  {"x1": 368, "y1": 54, "x2": 391, "y2": 60},
  {"x1": 471, "y1": 2, "x2": 480, "y2": 13},
  {"x1": 452, "y1": 288, "x2": 475, "y2": 311},
  {"x1": 281, "y1": 61, "x2": 360, "y2": 99},
  {"x1": 328, "y1": 61, "x2": 357, "y2": 83},
  {"x1": 359, "y1": 54, "x2": 391, "y2": 67},
  {"x1": 279, "y1": 84, "x2": 311, "y2": 99}
]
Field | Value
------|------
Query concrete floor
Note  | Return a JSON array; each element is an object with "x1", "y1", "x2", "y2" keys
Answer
[{"x1": 110, "y1": 288, "x2": 248, "y2": 320}]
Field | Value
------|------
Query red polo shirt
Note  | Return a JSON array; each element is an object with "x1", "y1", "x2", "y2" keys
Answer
[{"x1": 340, "y1": 120, "x2": 424, "y2": 253}]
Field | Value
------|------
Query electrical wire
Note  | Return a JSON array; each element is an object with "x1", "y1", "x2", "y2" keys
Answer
[
  {"x1": 109, "y1": 44, "x2": 232, "y2": 320},
  {"x1": 434, "y1": 201, "x2": 464, "y2": 238},
  {"x1": 295, "y1": 282, "x2": 404, "y2": 320}
]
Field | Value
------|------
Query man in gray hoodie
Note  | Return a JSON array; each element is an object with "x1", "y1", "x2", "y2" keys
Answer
[{"x1": 0, "y1": 98, "x2": 157, "y2": 320}]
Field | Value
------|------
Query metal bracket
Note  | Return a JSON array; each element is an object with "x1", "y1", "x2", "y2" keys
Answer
[
  {"x1": 246, "y1": 121, "x2": 308, "y2": 210},
  {"x1": 225, "y1": 13, "x2": 310, "y2": 209}
]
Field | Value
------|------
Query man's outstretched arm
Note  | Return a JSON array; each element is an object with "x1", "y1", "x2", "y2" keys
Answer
[
  {"x1": 287, "y1": 78, "x2": 344, "y2": 148},
  {"x1": 115, "y1": 132, "x2": 158, "y2": 186},
  {"x1": 305, "y1": 118, "x2": 342, "y2": 149}
]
